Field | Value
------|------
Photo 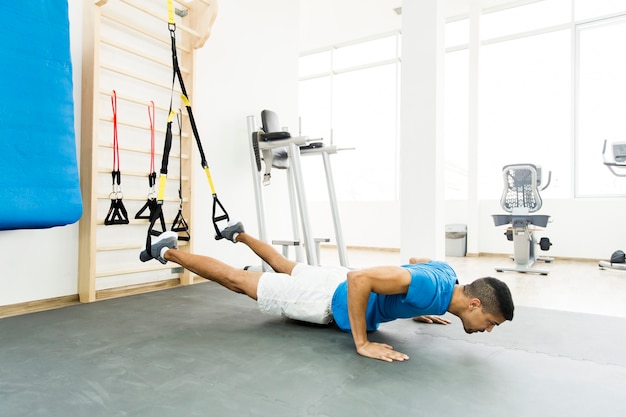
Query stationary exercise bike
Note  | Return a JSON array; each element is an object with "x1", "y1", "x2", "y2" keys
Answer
[
  {"x1": 599, "y1": 140, "x2": 626, "y2": 271},
  {"x1": 492, "y1": 164, "x2": 553, "y2": 275}
]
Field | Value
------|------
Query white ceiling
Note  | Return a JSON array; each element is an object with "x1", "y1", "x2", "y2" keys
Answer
[
  {"x1": 398, "y1": 0, "x2": 541, "y2": 18},
  {"x1": 299, "y1": 0, "x2": 540, "y2": 51}
]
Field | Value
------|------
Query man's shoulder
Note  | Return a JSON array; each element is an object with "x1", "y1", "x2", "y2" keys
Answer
[
  {"x1": 403, "y1": 261, "x2": 457, "y2": 285},
  {"x1": 402, "y1": 260, "x2": 452, "y2": 273}
]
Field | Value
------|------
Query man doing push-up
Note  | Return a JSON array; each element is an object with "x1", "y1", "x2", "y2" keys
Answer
[{"x1": 141, "y1": 221, "x2": 514, "y2": 362}]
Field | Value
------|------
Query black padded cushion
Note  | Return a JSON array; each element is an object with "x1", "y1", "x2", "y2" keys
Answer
[{"x1": 261, "y1": 109, "x2": 291, "y2": 141}]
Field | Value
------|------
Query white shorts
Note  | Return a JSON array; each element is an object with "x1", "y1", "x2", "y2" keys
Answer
[{"x1": 256, "y1": 263, "x2": 350, "y2": 325}]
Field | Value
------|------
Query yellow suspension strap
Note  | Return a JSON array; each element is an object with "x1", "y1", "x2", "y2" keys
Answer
[
  {"x1": 140, "y1": 108, "x2": 176, "y2": 262},
  {"x1": 167, "y1": 0, "x2": 229, "y2": 239},
  {"x1": 171, "y1": 111, "x2": 190, "y2": 241}
]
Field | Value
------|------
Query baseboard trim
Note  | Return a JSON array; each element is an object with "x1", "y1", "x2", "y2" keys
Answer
[
  {"x1": 0, "y1": 295, "x2": 81, "y2": 319},
  {"x1": 95, "y1": 278, "x2": 181, "y2": 301}
]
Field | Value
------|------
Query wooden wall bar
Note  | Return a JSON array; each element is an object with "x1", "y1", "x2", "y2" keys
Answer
[{"x1": 78, "y1": 0, "x2": 217, "y2": 302}]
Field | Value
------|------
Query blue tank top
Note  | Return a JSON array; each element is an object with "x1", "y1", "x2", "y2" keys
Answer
[{"x1": 331, "y1": 260, "x2": 458, "y2": 332}]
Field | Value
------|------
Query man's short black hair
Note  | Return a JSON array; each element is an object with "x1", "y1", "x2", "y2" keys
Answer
[{"x1": 464, "y1": 277, "x2": 514, "y2": 321}]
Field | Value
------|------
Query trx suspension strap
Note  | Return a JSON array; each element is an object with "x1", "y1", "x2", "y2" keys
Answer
[
  {"x1": 142, "y1": 2, "x2": 229, "y2": 261},
  {"x1": 104, "y1": 90, "x2": 129, "y2": 225},
  {"x1": 163, "y1": 0, "x2": 229, "y2": 238},
  {"x1": 171, "y1": 110, "x2": 190, "y2": 241},
  {"x1": 135, "y1": 101, "x2": 166, "y2": 236},
  {"x1": 141, "y1": 108, "x2": 175, "y2": 262}
]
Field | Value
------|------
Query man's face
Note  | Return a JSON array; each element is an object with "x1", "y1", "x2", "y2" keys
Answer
[{"x1": 462, "y1": 302, "x2": 505, "y2": 334}]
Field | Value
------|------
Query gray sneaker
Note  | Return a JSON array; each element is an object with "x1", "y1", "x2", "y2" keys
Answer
[
  {"x1": 139, "y1": 231, "x2": 178, "y2": 264},
  {"x1": 220, "y1": 221, "x2": 245, "y2": 243}
]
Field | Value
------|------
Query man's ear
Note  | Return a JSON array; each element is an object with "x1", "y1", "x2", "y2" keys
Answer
[{"x1": 469, "y1": 298, "x2": 482, "y2": 310}]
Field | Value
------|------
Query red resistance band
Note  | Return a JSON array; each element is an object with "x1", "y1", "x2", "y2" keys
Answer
[
  {"x1": 104, "y1": 90, "x2": 129, "y2": 225},
  {"x1": 135, "y1": 101, "x2": 165, "y2": 234}
]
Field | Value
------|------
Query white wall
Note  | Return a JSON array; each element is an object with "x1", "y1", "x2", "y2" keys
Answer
[
  {"x1": 189, "y1": 0, "x2": 300, "y2": 268},
  {"x1": 299, "y1": 0, "x2": 401, "y2": 51},
  {"x1": 311, "y1": 198, "x2": 625, "y2": 262},
  {"x1": 478, "y1": 199, "x2": 626, "y2": 260}
]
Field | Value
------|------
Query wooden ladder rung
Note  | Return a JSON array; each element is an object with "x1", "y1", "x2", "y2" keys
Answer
[{"x1": 96, "y1": 264, "x2": 182, "y2": 278}]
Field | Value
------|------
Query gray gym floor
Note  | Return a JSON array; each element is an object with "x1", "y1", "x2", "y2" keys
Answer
[{"x1": 1, "y1": 279, "x2": 625, "y2": 417}]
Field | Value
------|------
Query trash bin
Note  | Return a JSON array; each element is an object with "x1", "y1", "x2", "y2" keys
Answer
[{"x1": 445, "y1": 224, "x2": 467, "y2": 257}]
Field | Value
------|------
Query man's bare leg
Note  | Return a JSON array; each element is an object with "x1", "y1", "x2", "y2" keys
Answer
[
  {"x1": 235, "y1": 232, "x2": 297, "y2": 275},
  {"x1": 219, "y1": 221, "x2": 297, "y2": 274},
  {"x1": 164, "y1": 249, "x2": 263, "y2": 300}
]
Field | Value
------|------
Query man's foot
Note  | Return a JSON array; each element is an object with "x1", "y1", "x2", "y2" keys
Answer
[
  {"x1": 139, "y1": 231, "x2": 178, "y2": 264},
  {"x1": 220, "y1": 220, "x2": 245, "y2": 243}
]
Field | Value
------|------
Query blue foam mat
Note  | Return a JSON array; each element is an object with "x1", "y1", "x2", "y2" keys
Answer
[{"x1": 0, "y1": 0, "x2": 82, "y2": 230}]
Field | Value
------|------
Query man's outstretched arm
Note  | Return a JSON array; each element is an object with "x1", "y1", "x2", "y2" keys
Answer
[{"x1": 346, "y1": 266, "x2": 412, "y2": 362}]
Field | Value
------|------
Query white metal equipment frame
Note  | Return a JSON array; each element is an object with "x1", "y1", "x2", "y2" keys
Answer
[{"x1": 246, "y1": 115, "x2": 348, "y2": 270}]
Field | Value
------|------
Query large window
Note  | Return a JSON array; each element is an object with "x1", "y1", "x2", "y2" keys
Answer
[
  {"x1": 481, "y1": 0, "x2": 571, "y2": 40},
  {"x1": 576, "y1": 16, "x2": 626, "y2": 196},
  {"x1": 299, "y1": 0, "x2": 626, "y2": 202},
  {"x1": 478, "y1": 29, "x2": 571, "y2": 199},
  {"x1": 576, "y1": 0, "x2": 626, "y2": 21},
  {"x1": 444, "y1": 49, "x2": 469, "y2": 200},
  {"x1": 298, "y1": 34, "x2": 400, "y2": 202},
  {"x1": 298, "y1": 76, "x2": 331, "y2": 142}
]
